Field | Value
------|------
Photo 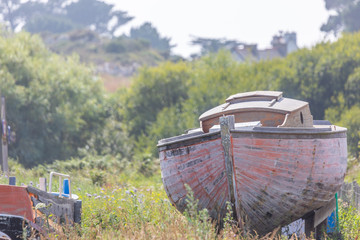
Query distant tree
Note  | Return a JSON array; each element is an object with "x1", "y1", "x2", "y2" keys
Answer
[
  {"x1": 0, "y1": 0, "x2": 67, "y2": 32},
  {"x1": 321, "y1": 0, "x2": 360, "y2": 35},
  {"x1": 25, "y1": 14, "x2": 77, "y2": 34},
  {"x1": 277, "y1": 33, "x2": 360, "y2": 119},
  {"x1": 0, "y1": 0, "x2": 21, "y2": 30},
  {"x1": 66, "y1": 0, "x2": 133, "y2": 36},
  {"x1": 130, "y1": 22, "x2": 174, "y2": 57},
  {"x1": 326, "y1": 104, "x2": 360, "y2": 158},
  {"x1": 191, "y1": 37, "x2": 244, "y2": 56},
  {"x1": 104, "y1": 36, "x2": 150, "y2": 54},
  {"x1": 121, "y1": 61, "x2": 190, "y2": 138},
  {"x1": 0, "y1": 0, "x2": 133, "y2": 35}
]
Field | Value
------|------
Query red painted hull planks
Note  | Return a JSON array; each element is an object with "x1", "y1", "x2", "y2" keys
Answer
[
  {"x1": 231, "y1": 131, "x2": 347, "y2": 234},
  {"x1": 159, "y1": 128, "x2": 347, "y2": 234}
]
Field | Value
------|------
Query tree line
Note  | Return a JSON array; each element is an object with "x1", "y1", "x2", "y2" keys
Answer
[
  {"x1": 1, "y1": 15, "x2": 360, "y2": 167},
  {"x1": 0, "y1": 0, "x2": 174, "y2": 57},
  {"x1": 121, "y1": 33, "x2": 360, "y2": 160},
  {"x1": 2, "y1": 0, "x2": 360, "y2": 58}
]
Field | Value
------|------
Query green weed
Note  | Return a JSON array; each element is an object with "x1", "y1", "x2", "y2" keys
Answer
[{"x1": 338, "y1": 200, "x2": 360, "y2": 239}]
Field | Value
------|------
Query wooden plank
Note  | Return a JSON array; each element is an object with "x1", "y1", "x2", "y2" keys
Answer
[
  {"x1": 201, "y1": 111, "x2": 286, "y2": 133},
  {"x1": 74, "y1": 200, "x2": 82, "y2": 224},
  {"x1": 314, "y1": 197, "x2": 336, "y2": 228},
  {"x1": 27, "y1": 186, "x2": 77, "y2": 224},
  {"x1": 39, "y1": 178, "x2": 47, "y2": 192},
  {"x1": 225, "y1": 91, "x2": 283, "y2": 102}
]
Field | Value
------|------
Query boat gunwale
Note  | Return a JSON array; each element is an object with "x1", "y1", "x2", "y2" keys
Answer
[
  {"x1": 157, "y1": 130, "x2": 220, "y2": 147},
  {"x1": 157, "y1": 126, "x2": 347, "y2": 149}
]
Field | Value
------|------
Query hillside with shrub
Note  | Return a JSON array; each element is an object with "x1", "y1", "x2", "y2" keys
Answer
[
  {"x1": 0, "y1": 0, "x2": 179, "y2": 92},
  {"x1": 41, "y1": 29, "x2": 173, "y2": 91}
]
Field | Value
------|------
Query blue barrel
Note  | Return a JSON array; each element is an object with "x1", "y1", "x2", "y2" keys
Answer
[{"x1": 63, "y1": 179, "x2": 70, "y2": 195}]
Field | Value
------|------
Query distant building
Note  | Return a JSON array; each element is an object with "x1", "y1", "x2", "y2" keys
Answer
[{"x1": 231, "y1": 32, "x2": 298, "y2": 62}]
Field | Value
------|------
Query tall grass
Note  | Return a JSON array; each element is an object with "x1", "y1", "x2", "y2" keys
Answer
[{"x1": 1, "y1": 156, "x2": 360, "y2": 239}]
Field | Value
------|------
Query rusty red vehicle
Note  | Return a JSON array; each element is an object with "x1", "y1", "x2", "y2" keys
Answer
[
  {"x1": 158, "y1": 91, "x2": 347, "y2": 235},
  {"x1": 0, "y1": 173, "x2": 81, "y2": 239}
]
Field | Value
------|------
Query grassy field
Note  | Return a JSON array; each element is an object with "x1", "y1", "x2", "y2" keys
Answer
[{"x1": 1, "y1": 157, "x2": 360, "y2": 239}]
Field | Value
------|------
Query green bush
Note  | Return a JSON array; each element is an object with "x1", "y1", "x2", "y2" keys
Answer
[
  {"x1": 104, "y1": 38, "x2": 149, "y2": 53},
  {"x1": 105, "y1": 40, "x2": 126, "y2": 53},
  {"x1": 0, "y1": 30, "x2": 106, "y2": 167},
  {"x1": 338, "y1": 201, "x2": 360, "y2": 239}
]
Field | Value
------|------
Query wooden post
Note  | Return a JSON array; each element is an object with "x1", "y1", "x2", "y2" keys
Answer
[
  {"x1": 1, "y1": 96, "x2": 9, "y2": 175},
  {"x1": 9, "y1": 176, "x2": 16, "y2": 186},
  {"x1": 74, "y1": 200, "x2": 82, "y2": 224},
  {"x1": 352, "y1": 181, "x2": 359, "y2": 209},
  {"x1": 314, "y1": 197, "x2": 335, "y2": 228},
  {"x1": 39, "y1": 178, "x2": 47, "y2": 192},
  {"x1": 304, "y1": 211, "x2": 315, "y2": 238},
  {"x1": 220, "y1": 115, "x2": 242, "y2": 227},
  {"x1": 355, "y1": 182, "x2": 360, "y2": 209}
]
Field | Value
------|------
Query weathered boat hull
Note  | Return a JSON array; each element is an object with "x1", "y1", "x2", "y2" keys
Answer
[
  {"x1": 160, "y1": 133, "x2": 230, "y2": 222},
  {"x1": 158, "y1": 125, "x2": 347, "y2": 234}
]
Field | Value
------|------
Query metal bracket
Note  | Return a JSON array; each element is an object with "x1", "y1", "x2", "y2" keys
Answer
[{"x1": 49, "y1": 172, "x2": 72, "y2": 199}]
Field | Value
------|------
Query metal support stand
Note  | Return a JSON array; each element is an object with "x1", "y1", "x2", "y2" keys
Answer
[{"x1": 1, "y1": 96, "x2": 8, "y2": 175}]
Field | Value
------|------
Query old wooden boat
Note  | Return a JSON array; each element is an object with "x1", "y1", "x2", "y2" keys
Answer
[{"x1": 158, "y1": 91, "x2": 347, "y2": 235}]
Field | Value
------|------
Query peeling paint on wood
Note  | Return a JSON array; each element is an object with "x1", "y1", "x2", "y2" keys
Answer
[
  {"x1": 159, "y1": 123, "x2": 347, "y2": 235},
  {"x1": 158, "y1": 92, "x2": 348, "y2": 235}
]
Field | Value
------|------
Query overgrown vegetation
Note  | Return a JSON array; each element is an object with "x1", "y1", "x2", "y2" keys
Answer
[
  {"x1": 1, "y1": 158, "x2": 360, "y2": 239},
  {"x1": 337, "y1": 201, "x2": 360, "y2": 239}
]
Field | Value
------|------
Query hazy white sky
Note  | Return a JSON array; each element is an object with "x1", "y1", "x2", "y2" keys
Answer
[{"x1": 106, "y1": 0, "x2": 333, "y2": 58}]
